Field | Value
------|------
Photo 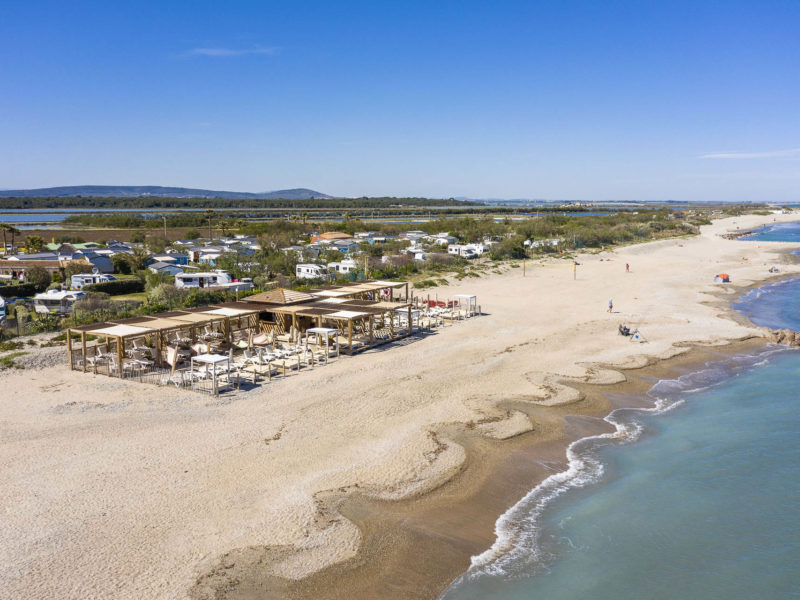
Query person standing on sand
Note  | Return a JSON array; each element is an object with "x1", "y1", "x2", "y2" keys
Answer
[
  {"x1": 608, "y1": 300, "x2": 613, "y2": 313},
  {"x1": 626, "y1": 263, "x2": 630, "y2": 272}
]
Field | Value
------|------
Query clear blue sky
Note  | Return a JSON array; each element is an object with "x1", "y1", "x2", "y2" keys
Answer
[{"x1": 1, "y1": 0, "x2": 798, "y2": 201}]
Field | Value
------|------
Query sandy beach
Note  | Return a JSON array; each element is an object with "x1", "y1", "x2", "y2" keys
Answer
[{"x1": 1, "y1": 213, "x2": 798, "y2": 600}]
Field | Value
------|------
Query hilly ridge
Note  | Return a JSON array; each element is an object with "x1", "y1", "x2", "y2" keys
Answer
[{"x1": 0, "y1": 185, "x2": 333, "y2": 200}]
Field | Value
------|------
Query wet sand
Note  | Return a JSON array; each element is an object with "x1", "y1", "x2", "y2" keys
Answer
[{"x1": 203, "y1": 339, "x2": 767, "y2": 600}]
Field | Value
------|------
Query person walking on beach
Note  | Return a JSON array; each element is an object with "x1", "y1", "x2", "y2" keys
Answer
[
  {"x1": 625, "y1": 263, "x2": 630, "y2": 273},
  {"x1": 608, "y1": 299, "x2": 613, "y2": 313}
]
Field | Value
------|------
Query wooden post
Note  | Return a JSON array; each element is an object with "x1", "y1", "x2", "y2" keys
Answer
[
  {"x1": 116, "y1": 335, "x2": 124, "y2": 378},
  {"x1": 67, "y1": 329, "x2": 73, "y2": 370},
  {"x1": 81, "y1": 331, "x2": 87, "y2": 373},
  {"x1": 407, "y1": 305, "x2": 412, "y2": 336},
  {"x1": 347, "y1": 319, "x2": 352, "y2": 354},
  {"x1": 369, "y1": 315, "x2": 374, "y2": 346}
]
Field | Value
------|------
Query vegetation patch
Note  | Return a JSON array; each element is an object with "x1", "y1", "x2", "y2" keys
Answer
[{"x1": 0, "y1": 351, "x2": 27, "y2": 369}]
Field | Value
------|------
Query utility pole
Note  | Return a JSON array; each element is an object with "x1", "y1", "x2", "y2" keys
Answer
[{"x1": 162, "y1": 215, "x2": 167, "y2": 241}]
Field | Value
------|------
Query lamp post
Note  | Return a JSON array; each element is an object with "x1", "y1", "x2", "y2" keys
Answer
[{"x1": 162, "y1": 216, "x2": 167, "y2": 241}]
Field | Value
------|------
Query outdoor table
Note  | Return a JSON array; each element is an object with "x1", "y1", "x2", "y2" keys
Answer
[{"x1": 191, "y1": 353, "x2": 230, "y2": 395}]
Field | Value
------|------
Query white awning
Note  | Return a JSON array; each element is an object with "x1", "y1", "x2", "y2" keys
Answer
[
  {"x1": 307, "y1": 327, "x2": 338, "y2": 335},
  {"x1": 91, "y1": 324, "x2": 153, "y2": 337},
  {"x1": 192, "y1": 353, "x2": 229, "y2": 364},
  {"x1": 328, "y1": 310, "x2": 367, "y2": 319},
  {"x1": 203, "y1": 307, "x2": 254, "y2": 316},
  {"x1": 312, "y1": 290, "x2": 350, "y2": 297},
  {"x1": 319, "y1": 298, "x2": 348, "y2": 304}
]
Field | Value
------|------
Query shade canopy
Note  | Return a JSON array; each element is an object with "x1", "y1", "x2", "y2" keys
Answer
[{"x1": 91, "y1": 324, "x2": 153, "y2": 337}]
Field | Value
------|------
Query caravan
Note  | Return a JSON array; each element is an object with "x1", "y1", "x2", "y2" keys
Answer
[
  {"x1": 33, "y1": 289, "x2": 86, "y2": 315},
  {"x1": 71, "y1": 272, "x2": 116, "y2": 290},
  {"x1": 326, "y1": 258, "x2": 358, "y2": 275},
  {"x1": 174, "y1": 270, "x2": 254, "y2": 292},
  {"x1": 295, "y1": 264, "x2": 329, "y2": 280}
]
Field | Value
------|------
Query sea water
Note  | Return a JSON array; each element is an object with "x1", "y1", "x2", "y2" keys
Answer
[
  {"x1": 441, "y1": 279, "x2": 800, "y2": 599},
  {"x1": 741, "y1": 221, "x2": 800, "y2": 243}
]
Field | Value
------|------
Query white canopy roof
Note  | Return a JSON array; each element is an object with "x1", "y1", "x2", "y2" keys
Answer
[
  {"x1": 312, "y1": 290, "x2": 350, "y2": 297},
  {"x1": 319, "y1": 298, "x2": 348, "y2": 304},
  {"x1": 192, "y1": 353, "x2": 229, "y2": 364},
  {"x1": 307, "y1": 327, "x2": 338, "y2": 335},
  {"x1": 453, "y1": 294, "x2": 477, "y2": 300},
  {"x1": 203, "y1": 307, "x2": 253, "y2": 316},
  {"x1": 328, "y1": 310, "x2": 367, "y2": 319},
  {"x1": 91, "y1": 324, "x2": 153, "y2": 337}
]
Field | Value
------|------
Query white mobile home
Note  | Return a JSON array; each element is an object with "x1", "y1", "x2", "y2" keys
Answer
[
  {"x1": 174, "y1": 270, "x2": 253, "y2": 291},
  {"x1": 33, "y1": 290, "x2": 86, "y2": 315},
  {"x1": 327, "y1": 258, "x2": 358, "y2": 275},
  {"x1": 296, "y1": 264, "x2": 329, "y2": 280},
  {"x1": 70, "y1": 273, "x2": 116, "y2": 290},
  {"x1": 447, "y1": 244, "x2": 478, "y2": 259}
]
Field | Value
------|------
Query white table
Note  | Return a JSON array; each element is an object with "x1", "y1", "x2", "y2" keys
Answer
[{"x1": 191, "y1": 353, "x2": 230, "y2": 395}]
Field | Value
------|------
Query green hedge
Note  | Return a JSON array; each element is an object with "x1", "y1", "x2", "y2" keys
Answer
[
  {"x1": 0, "y1": 283, "x2": 37, "y2": 298},
  {"x1": 84, "y1": 279, "x2": 144, "y2": 295}
]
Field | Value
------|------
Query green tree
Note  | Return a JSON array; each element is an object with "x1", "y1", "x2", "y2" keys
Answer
[
  {"x1": 25, "y1": 235, "x2": 46, "y2": 253},
  {"x1": 204, "y1": 209, "x2": 215, "y2": 240},
  {"x1": 111, "y1": 253, "x2": 132, "y2": 275},
  {"x1": 64, "y1": 261, "x2": 94, "y2": 280},
  {"x1": 0, "y1": 224, "x2": 9, "y2": 254},
  {"x1": 128, "y1": 246, "x2": 150, "y2": 272},
  {"x1": 185, "y1": 229, "x2": 201, "y2": 240},
  {"x1": 8, "y1": 225, "x2": 20, "y2": 252},
  {"x1": 130, "y1": 231, "x2": 146, "y2": 244},
  {"x1": 26, "y1": 265, "x2": 52, "y2": 291}
]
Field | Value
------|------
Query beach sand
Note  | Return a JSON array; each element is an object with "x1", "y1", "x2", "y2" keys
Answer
[{"x1": 1, "y1": 213, "x2": 797, "y2": 600}]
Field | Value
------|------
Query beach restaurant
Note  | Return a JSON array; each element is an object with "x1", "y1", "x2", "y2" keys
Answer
[{"x1": 65, "y1": 280, "x2": 453, "y2": 392}]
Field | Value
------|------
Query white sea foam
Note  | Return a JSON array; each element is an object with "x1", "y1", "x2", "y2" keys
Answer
[{"x1": 455, "y1": 344, "x2": 791, "y2": 586}]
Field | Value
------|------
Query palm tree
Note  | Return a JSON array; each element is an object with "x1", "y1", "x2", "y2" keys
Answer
[
  {"x1": 204, "y1": 209, "x2": 215, "y2": 240},
  {"x1": 25, "y1": 235, "x2": 45, "y2": 254},
  {"x1": 8, "y1": 225, "x2": 20, "y2": 253},
  {"x1": 0, "y1": 224, "x2": 8, "y2": 255},
  {"x1": 128, "y1": 246, "x2": 150, "y2": 272}
]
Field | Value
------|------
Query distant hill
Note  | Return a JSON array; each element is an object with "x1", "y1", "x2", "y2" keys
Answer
[{"x1": 0, "y1": 185, "x2": 333, "y2": 200}]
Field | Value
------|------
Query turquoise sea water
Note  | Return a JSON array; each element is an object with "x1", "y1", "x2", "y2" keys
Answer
[
  {"x1": 442, "y1": 267, "x2": 800, "y2": 599},
  {"x1": 741, "y1": 221, "x2": 800, "y2": 243}
]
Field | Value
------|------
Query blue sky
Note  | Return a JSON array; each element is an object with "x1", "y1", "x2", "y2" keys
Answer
[{"x1": 1, "y1": 0, "x2": 798, "y2": 201}]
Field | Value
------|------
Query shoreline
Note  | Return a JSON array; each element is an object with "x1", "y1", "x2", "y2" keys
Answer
[
  {"x1": 3, "y1": 213, "x2": 800, "y2": 600},
  {"x1": 201, "y1": 255, "x2": 800, "y2": 598},
  {"x1": 203, "y1": 236, "x2": 800, "y2": 599},
  {"x1": 210, "y1": 337, "x2": 772, "y2": 600}
]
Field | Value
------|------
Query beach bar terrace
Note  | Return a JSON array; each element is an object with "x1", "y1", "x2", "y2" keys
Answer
[{"x1": 65, "y1": 280, "x2": 477, "y2": 394}]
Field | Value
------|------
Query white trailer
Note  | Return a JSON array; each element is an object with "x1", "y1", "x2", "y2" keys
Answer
[{"x1": 296, "y1": 264, "x2": 329, "y2": 279}]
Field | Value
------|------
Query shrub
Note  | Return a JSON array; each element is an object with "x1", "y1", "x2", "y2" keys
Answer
[
  {"x1": 73, "y1": 292, "x2": 113, "y2": 312},
  {"x1": 0, "y1": 283, "x2": 37, "y2": 298},
  {"x1": 64, "y1": 262, "x2": 94, "y2": 279},
  {"x1": 111, "y1": 253, "x2": 132, "y2": 275},
  {"x1": 26, "y1": 266, "x2": 52, "y2": 292},
  {"x1": 147, "y1": 283, "x2": 189, "y2": 307},
  {"x1": 84, "y1": 279, "x2": 145, "y2": 295}
]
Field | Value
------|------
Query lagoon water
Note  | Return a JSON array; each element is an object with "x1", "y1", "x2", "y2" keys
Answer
[{"x1": 442, "y1": 256, "x2": 800, "y2": 599}]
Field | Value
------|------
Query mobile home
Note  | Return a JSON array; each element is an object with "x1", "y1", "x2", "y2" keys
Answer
[
  {"x1": 71, "y1": 273, "x2": 116, "y2": 290},
  {"x1": 295, "y1": 264, "x2": 329, "y2": 280},
  {"x1": 174, "y1": 270, "x2": 254, "y2": 292},
  {"x1": 33, "y1": 289, "x2": 86, "y2": 315}
]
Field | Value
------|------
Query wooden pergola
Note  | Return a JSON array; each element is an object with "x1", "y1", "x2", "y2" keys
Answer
[
  {"x1": 241, "y1": 284, "x2": 415, "y2": 354},
  {"x1": 67, "y1": 303, "x2": 262, "y2": 375}
]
